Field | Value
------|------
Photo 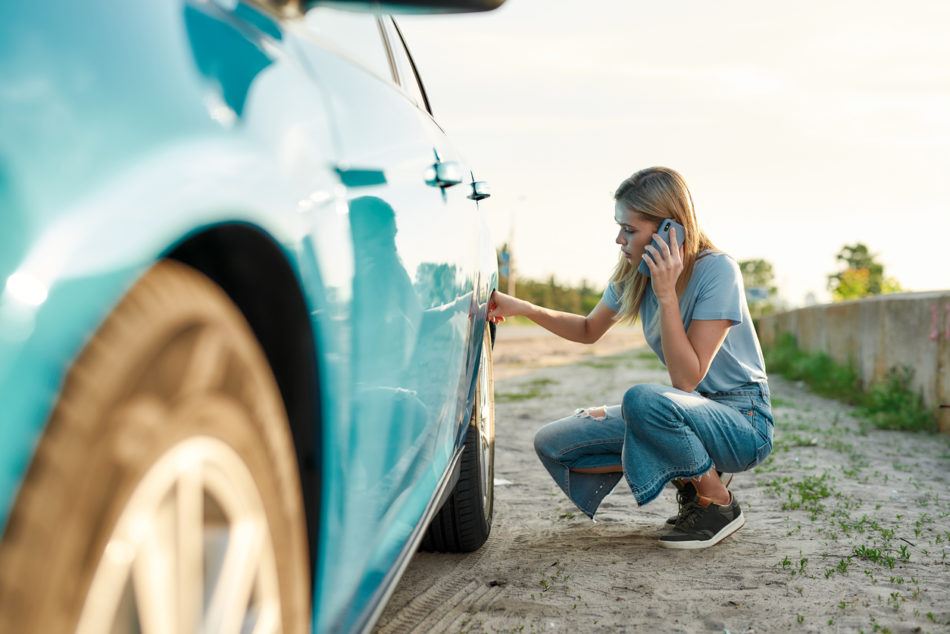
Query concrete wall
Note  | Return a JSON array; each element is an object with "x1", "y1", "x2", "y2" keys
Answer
[{"x1": 757, "y1": 292, "x2": 950, "y2": 434}]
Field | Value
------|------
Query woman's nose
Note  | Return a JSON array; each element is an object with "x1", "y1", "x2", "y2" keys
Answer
[{"x1": 616, "y1": 229, "x2": 626, "y2": 245}]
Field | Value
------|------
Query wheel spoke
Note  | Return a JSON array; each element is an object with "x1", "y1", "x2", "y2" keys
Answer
[
  {"x1": 177, "y1": 462, "x2": 204, "y2": 633},
  {"x1": 478, "y1": 333, "x2": 495, "y2": 500},
  {"x1": 250, "y1": 601, "x2": 282, "y2": 634},
  {"x1": 204, "y1": 521, "x2": 264, "y2": 634},
  {"x1": 74, "y1": 540, "x2": 136, "y2": 634},
  {"x1": 132, "y1": 497, "x2": 178, "y2": 634}
]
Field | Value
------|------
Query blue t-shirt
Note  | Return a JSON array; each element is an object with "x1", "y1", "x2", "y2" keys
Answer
[{"x1": 602, "y1": 251, "x2": 767, "y2": 394}]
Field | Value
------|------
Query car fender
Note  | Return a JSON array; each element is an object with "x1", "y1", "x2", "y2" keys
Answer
[{"x1": 0, "y1": 138, "x2": 345, "y2": 534}]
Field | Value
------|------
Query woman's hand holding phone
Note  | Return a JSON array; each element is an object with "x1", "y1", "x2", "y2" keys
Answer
[
  {"x1": 638, "y1": 219, "x2": 685, "y2": 277},
  {"x1": 642, "y1": 224, "x2": 684, "y2": 304}
]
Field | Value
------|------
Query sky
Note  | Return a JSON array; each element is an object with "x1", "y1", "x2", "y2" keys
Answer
[{"x1": 397, "y1": 0, "x2": 950, "y2": 306}]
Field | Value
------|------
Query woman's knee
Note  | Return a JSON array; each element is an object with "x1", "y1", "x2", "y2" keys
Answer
[
  {"x1": 533, "y1": 417, "x2": 572, "y2": 461},
  {"x1": 621, "y1": 384, "x2": 679, "y2": 433},
  {"x1": 533, "y1": 411, "x2": 596, "y2": 461},
  {"x1": 622, "y1": 384, "x2": 663, "y2": 421},
  {"x1": 533, "y1": 423, "x2": 553, "y2": 459}
]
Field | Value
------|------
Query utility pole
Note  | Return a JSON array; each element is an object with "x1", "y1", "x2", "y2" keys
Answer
[{"x1": 507, "y1": 223, "x2": 516, "y2": 297}]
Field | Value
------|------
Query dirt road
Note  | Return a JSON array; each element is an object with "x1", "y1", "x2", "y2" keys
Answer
[{"x1": 375, "y1": 326, "x2": 950, "y2": 633}]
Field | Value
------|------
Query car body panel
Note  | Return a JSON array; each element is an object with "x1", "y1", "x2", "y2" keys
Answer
[
  {"x1": 289, "y1": 23, "x2": 485, "y2": 628},
  {"x1": 0, "y1": 1, "x2": 497, "y2": 631}
]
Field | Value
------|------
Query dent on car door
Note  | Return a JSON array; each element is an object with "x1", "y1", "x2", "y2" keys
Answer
[
  {"x1": 289, "y1": 7, "x2": 478, "y2": 622},
  {"x1": 383, "y1": 15, "x2": 485, "y2": 438}
]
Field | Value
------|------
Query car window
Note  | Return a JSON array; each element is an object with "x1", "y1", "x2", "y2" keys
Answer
[
  {"x1": 303, "y1": 9, "x2": 394, "y2": 82},
  {"x1": 383, "y1": 17, "x2": 431, "y2": 114}
]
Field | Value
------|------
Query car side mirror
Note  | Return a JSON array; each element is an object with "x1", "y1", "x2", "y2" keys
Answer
[{"x1": 299, "y1": 0, "x2": 505, "y2": 14}]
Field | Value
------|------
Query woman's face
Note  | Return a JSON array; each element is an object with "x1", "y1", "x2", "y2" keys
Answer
[{"x1": 614, "y1": 202, "x2": 659, "y2": 263}]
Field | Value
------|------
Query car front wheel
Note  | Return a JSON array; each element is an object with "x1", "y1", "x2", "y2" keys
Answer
[{"x1": 0, "y1": 260, "x2": 310, "y2": 634}]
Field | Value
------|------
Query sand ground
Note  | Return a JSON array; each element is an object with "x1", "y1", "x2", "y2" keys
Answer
[{"x1": 375, "y1": 325, "x2": 950, "y2": 633}]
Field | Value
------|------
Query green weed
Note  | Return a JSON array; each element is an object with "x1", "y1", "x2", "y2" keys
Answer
[
  {"x1": 768, "y1": 473, "x2": 834, "y2": 516},
  {"x1": 777, "y1": 433, "x2": 819, "y2": 450},
  {"x1": 496, "y1": 378, "x2": 557, "y2": 402},
  {"x1": 853, "y1": 545, "x2": 896, "y2": 569},
  {"x1": 826, "y1": 438, "x2": 855, "y2": 453},
  {"x1": 856, "y1": 366, "x2": 935, "y2": 432},
  {"x1": 579, "y1": 357, "x2": 622, "y2": 369},
  {"x1": 764, "y1": 333, "x2": 861, "y2": 400},
  {"x1": 763, "y1": 333, "x2": 936, "y2": 432},
  {"x1": 837, "y1": 557, "x2": 852, "y2": 573}
]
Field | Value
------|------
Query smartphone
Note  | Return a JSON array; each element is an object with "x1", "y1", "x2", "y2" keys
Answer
[{"x1": 638, "y1": 218, "x2": 686, "y2": 276}]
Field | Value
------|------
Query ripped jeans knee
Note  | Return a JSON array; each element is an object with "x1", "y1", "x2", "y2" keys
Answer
[
  {"x1": 533, "y1": 404, "x2": 627, "y2": 518},
  {"x1": 574, "y1": 405, "x2": 608, "y2": 420}
]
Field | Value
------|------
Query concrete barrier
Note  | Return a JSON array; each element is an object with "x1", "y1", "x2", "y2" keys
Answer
[{"x1": 757, "y1": 292, "x2": 950, "y2": 434}]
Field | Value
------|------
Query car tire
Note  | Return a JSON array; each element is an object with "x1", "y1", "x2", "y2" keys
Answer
[
  {"x1": 420, "y1": 324, "x2": 495, "y2": 553},
  {"x1": 0, "y1": 260, "x2": 309, "y2": 634}
]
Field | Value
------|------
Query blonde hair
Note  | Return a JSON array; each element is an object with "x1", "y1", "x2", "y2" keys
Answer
[{"x1": 610, "y1": 167, "x2": 717, "y2": 323}]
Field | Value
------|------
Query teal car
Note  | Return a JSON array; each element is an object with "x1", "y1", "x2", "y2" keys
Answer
[{"x1": 0, "y1": 0, "x2": 501, "y2": 632}]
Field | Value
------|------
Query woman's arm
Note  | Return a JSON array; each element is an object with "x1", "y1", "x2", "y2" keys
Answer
[
  {"x1": 657, "y1": 299, "x2": 731, "y2": 392},
  {"x1": 643, "y1": 227, "x2": 731, "y2": 392},
  {"x1": 488, "y1": 290, "x2": 618, "y2": 344}
]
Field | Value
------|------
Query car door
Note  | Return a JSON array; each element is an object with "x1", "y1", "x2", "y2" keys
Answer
[
  {"x1": 286, "y1": 8, "x2": 481, "y2": 622},
  {"x1": 380, "y1": 15, "x2": 486, "y2": 448}
]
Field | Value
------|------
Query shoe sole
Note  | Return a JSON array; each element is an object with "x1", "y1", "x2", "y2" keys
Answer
[{"x1": 658, "y1": 512, "x2": 746, "y2": 550}]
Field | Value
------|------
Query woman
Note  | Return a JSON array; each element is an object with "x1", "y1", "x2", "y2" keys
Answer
[{"x1": 488, "y1": 167, "x2": 773, "y2": 549}]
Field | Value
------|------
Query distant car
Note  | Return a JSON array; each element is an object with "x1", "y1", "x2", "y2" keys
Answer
[{"x1": 0, "y1": 0, "x2": 501, "y2": 631}]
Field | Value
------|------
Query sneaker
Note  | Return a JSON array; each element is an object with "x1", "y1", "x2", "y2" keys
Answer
[
  {"x1": 659, "y1": 493, "x2": 745, "y2": 550},
  {"x1": 665, "y1": 471, "x2": 734, "y2": 525},
  {"x1": 665, "y1": 479, "x2": 697, "y2": 526}
]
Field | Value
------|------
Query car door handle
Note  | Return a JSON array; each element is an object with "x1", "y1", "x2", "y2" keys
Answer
[
  {"x1": 425, "y1": 161, "x2": 463, "y2": 189},
  {"x1": 468, "y1": 180, "x2": 490, "y2": 201}
]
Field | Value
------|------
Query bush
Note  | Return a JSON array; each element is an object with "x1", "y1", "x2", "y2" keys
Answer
[
  {"x1": 856, "y1": 366, "x2": 934, "y2": 432},
  {"x1": 763, "y1": 333, "x2": 935, "y2": 433},
  {"x1": 504, "y1": 276, "x2": 603, "y2": 316}
]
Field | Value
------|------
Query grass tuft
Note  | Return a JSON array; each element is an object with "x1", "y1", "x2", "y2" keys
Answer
[
  {"x1": 856, "y1": 366, "x2": 934, "y2": 432},
  {"x1": 496, "y1": 377, "x2": 557, "y2": 402}
]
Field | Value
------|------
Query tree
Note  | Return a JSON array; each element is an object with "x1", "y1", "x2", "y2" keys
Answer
[
  {"x1": 738, "y1": 258, "x2": 777, "y2": 318},
  {"x1": 738, "y1": 259, "x2": 776, "y2": 294},
  {"x1": 826, "y1": 243, "x2": 902, "y2": 301}
]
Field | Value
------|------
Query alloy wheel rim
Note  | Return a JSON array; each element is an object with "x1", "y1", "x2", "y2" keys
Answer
[
  {"x1": 76, "y1": 436, "x2": 282, "y2": 634},
  {"x1": 477, "y1": 338, "x2": 494, "y2": 509}
]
